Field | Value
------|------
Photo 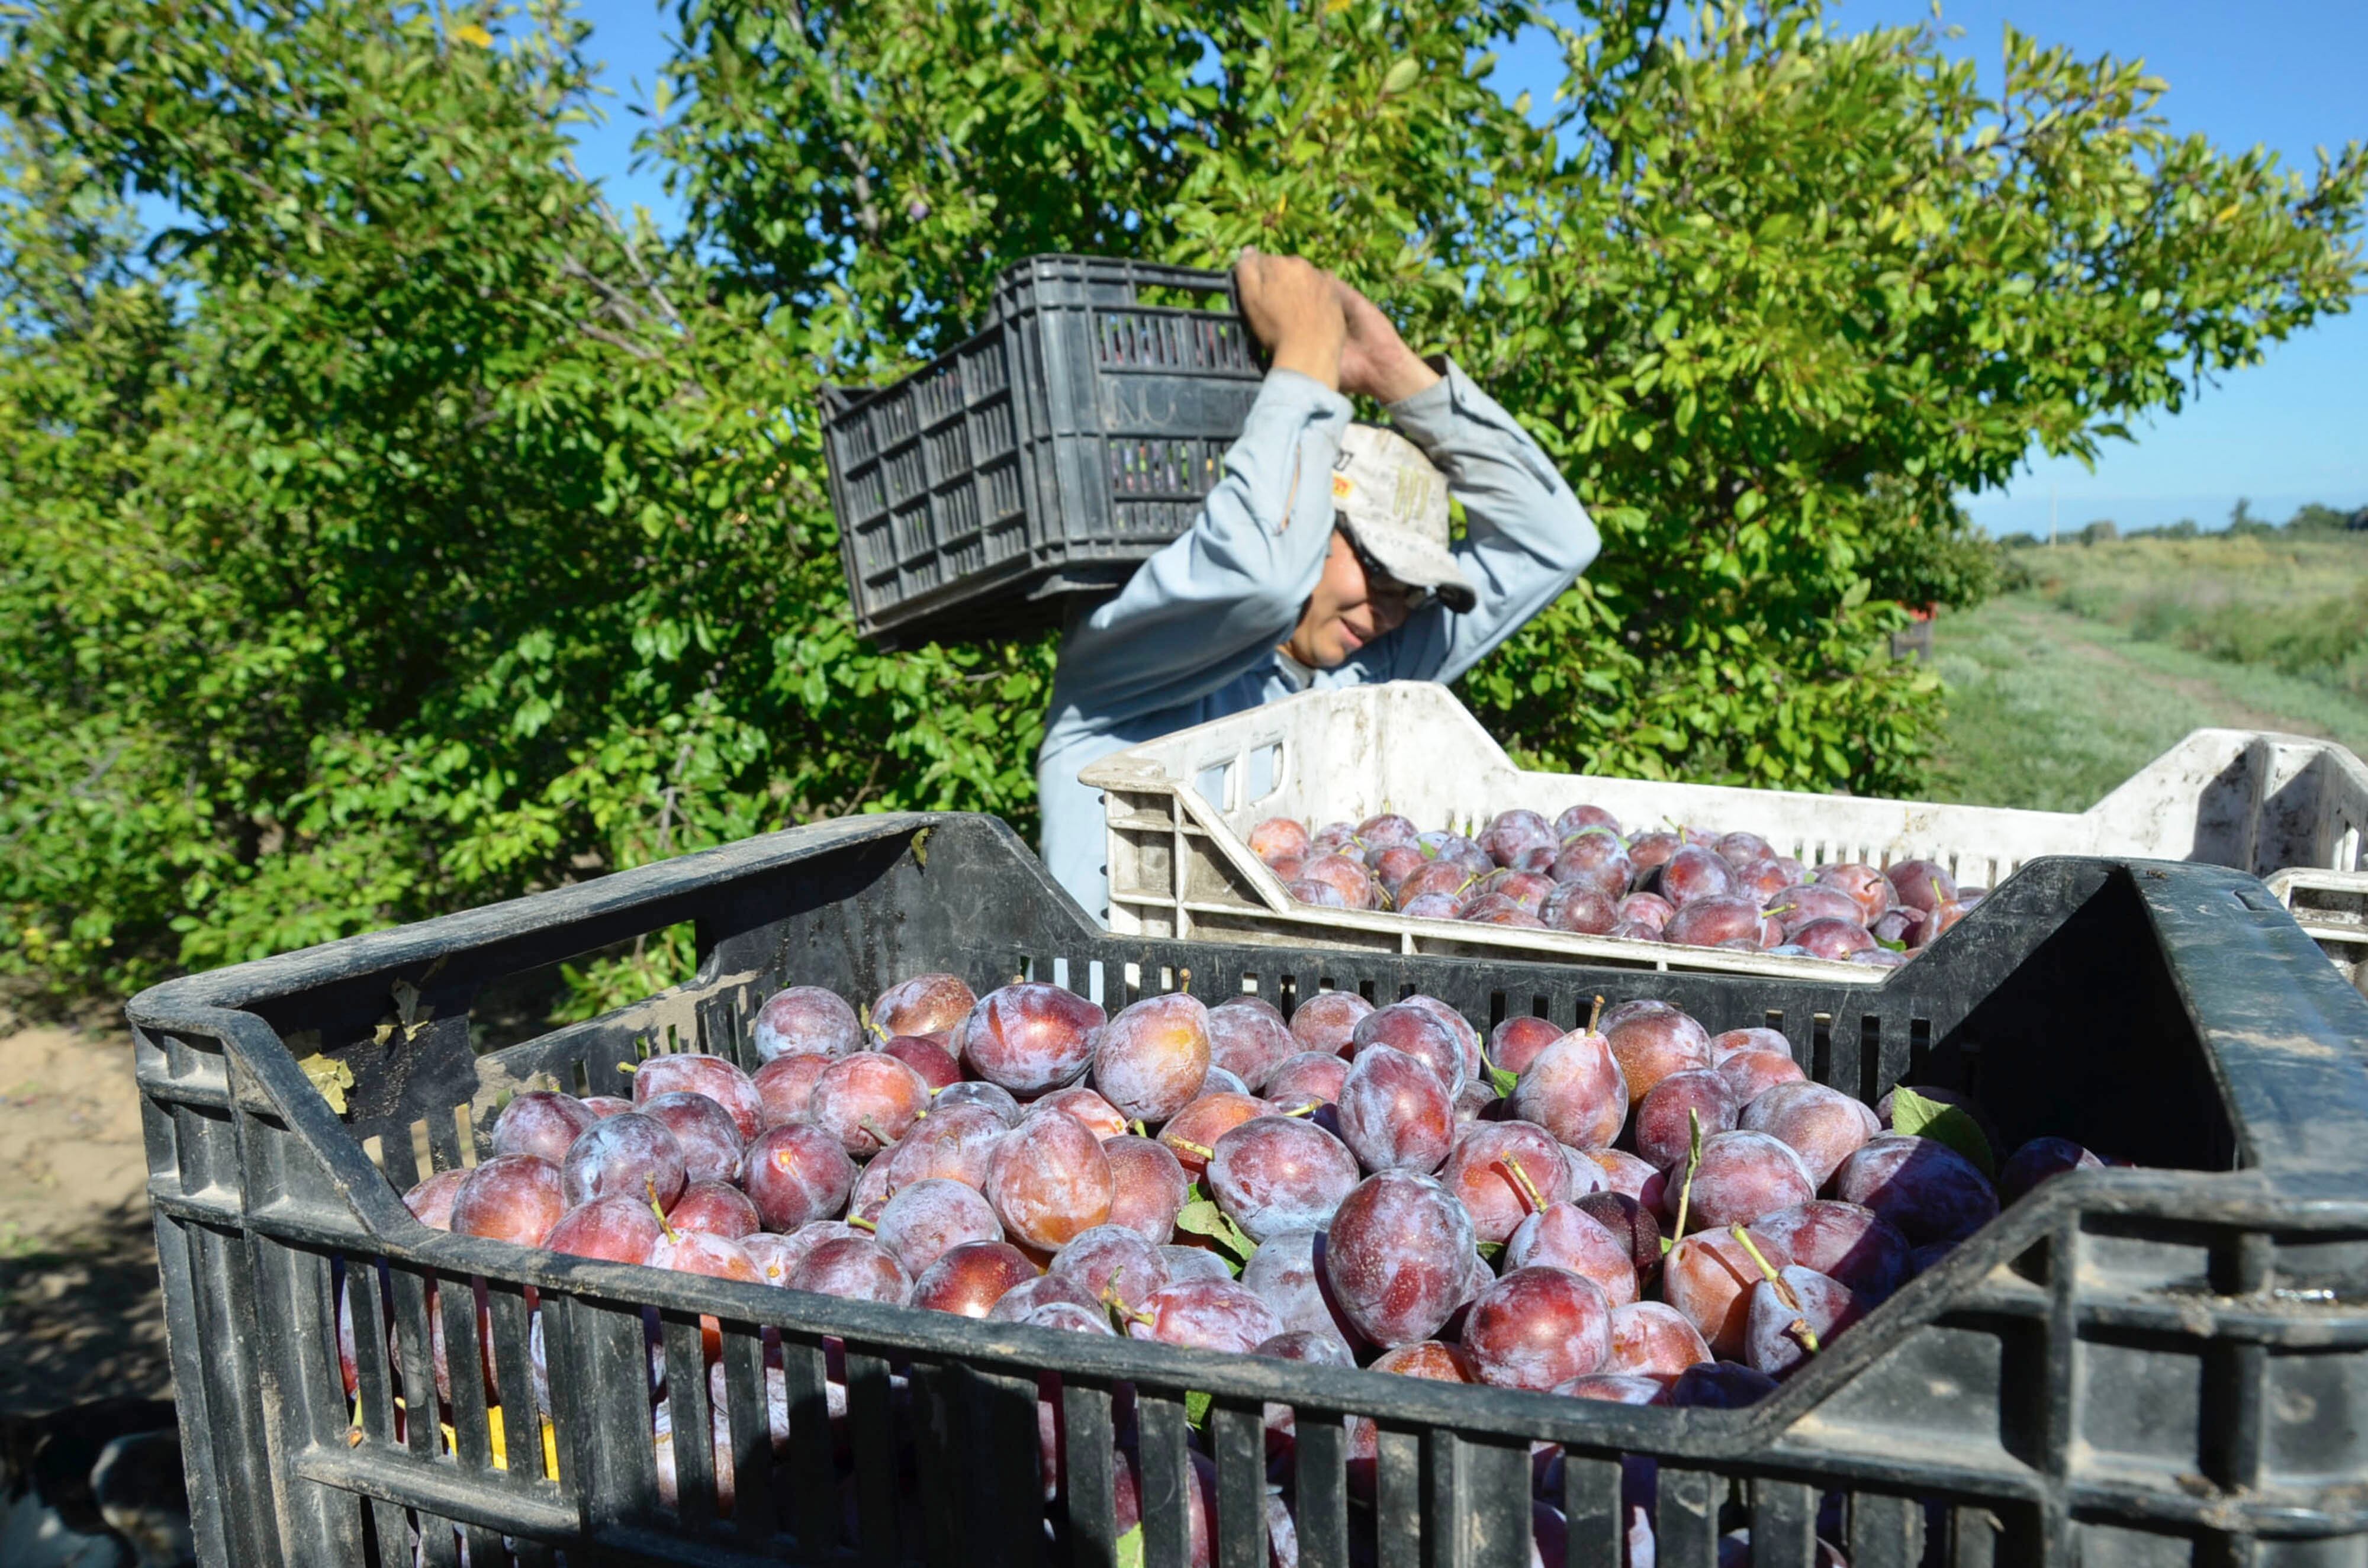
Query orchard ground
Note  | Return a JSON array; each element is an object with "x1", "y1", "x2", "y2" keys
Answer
[{"x1": 11, "y1": 526, "x2": 2365, "y2": 1414}]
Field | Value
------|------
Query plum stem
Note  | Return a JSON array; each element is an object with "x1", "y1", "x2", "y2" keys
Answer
[
  {"x1": 1131, "y1": 1118, "x2": 1151, "y2": 1137},
  {"x1": 1666, "y1": 1107, "x2": 1704, "y2": 1246},
  {"x1": 1501, "y1": 1155, "x2": 1548, "y2": 1213},
  {"x1": 847, "y1": 1213, "x2": 877, "y2": 1233},
  {"x1": 1277, "y1": 1100, "x2": 1320, "y2": 1119},
  {"x1": 1729, "y1": 1223, "x2": 1818, "y2": 1353},
  {"x1": 646, "y1": 1176, "x2": 680, "y2": 1244},
  {"x1": 1587, "y1": 994, "x2": 1605, "y2": 1033},
  {"x1": 1178, "y1": 968, "x2": 1191, "y2": 994},
  {"x1": 617, "y1": 1060, "x2": 639, "y2": 1075},
  {"x1": 1169, "y1": 1139, "x2": 1215, "y2": 1160}
]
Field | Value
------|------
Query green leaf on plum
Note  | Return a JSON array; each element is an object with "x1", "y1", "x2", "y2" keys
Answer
[
  {"x1": 1175, "y1": 1198, "x2": 1257, "y2": 1264},
  {"x1": 1484, "y1": 1054, "x2": 1519, "y2": 1097},
  {"x1": 1115, "y1": 1524, "x2": 1145, "y2": 1568},
  {"x1": 1889, "y1": 1087, "x2": 1996, "y2": 1178},
  {"x1": 1184, "y1": 1389, "x2": 1213, "y2": 1428}
]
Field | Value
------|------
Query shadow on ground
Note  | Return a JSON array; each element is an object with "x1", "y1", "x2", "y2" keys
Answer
[{"x1": 0, "y1": 1200, "x2": 172, "y2": 1416}]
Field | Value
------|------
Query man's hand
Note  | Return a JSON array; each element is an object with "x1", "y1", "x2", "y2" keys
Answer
[
  {"x1": 1335, "y1": 278, "x2": 1442, "y2": 404},
  {"x1": 1234, "y1": 250, "x2": 1346, "y2": 390}
]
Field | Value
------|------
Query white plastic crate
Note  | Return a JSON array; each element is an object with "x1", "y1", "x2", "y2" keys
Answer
[{"x1": 1081, "y1": 681, "x2": 2368, "y2": 986}]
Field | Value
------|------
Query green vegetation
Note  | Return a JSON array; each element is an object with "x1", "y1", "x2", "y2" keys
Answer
[
  {"x1": 1, "y1": 0, "x2": 2360, "y2": 1003},
  {"x1": 1931, "y1": 522, "x2": 2368, "y2": 812}
]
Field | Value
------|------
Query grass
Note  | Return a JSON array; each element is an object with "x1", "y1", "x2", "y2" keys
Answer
[{"x1": 1926, "y1": 529, "x2": 2368, "y2": 811}]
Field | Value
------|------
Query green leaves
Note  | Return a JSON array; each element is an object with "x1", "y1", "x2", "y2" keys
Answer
[
  {"x1": 1888, "y1": 1087, "x2": 1996, "y2": 1178},
  {"x1": 1175, "y1": 1199, "x2": 1257, "y2": 1267}
]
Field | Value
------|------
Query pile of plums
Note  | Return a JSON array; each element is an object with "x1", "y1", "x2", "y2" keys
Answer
[
  {"x1": 1250, "y1": 810, "x2": 1986, "y2": 967},
  {"x1": 371, "y1": 974, "x2": 2109, "y2": 1564}
]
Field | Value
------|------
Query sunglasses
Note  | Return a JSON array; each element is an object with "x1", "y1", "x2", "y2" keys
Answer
[{"x1": 1343, "y1": 530, "x2": 1433, "y2": 613}]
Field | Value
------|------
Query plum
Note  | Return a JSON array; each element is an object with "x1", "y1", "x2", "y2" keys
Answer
[
  {"x1": 1160, "y1": 1246, "x2": 1237, "y2": 1284},
  {"x1": 985, "y1": 1271, "x2": 1101, "y2": 1324},
  {"x1": 1652, "y1": 845, "x2": 1738, "y2": 906},
  {"x1": 986, "y1": 1110, "x2": 1114, "y2": 1251},
  {"x1": 790, "y1": 1235, "x2": 912, "y2": 1305},
  {"x1": 1626, "y1": 832, "x2": 1683, "y2": 877},
  {"x1": 1369, "y1": 843, "x2": 1430, "y2": 896},
  {"x1": 912, "y1": 1241, "x2": 1039, "y2": 1317},
  {"x1": 1716, "y1": 1047, "x2": 1807, "y2": 1105},
  {"x1": 1541, "y1": 885, "x2": 1620, "y2": 934},
  {"x1": 1103, "y1": 1134, "x2": 1191, "y2": 1242},
  {"x1": 1288, "y1": 991, "x2": 1374, "y2": 1054},
  {"x1": 1664, "y1": 1228, "x2": 1790, "y2": 1359},
  {"x1": 403, "y1": 1168, "x2": 468, "y2": 1231},
  {"x1": 879, "y1": 1102, "x2": 1006, "y2": 1193},
  {"x1": 1714, "y1": 831, "x2": 1774, "y2": 868},
  {"x1": 1336, "y1": 1045, "x2": 1457, "y2": 1174},
  {"x1": 1504, "y1": 1203, "x2": 1639, "y2": 1307},
  {"x1": 875, "y1": 1178, "x2": 1003, "y2": 1277},
  {"x1": 1128, "y1": 1279, "x2": 1284, "y2": 1355},
  {"x1": 958, "y1": 983, "x2": 1104, "y2": 1099},
  {"x1": 1480, "y1": 809, "x2": 1556, "y2": 868},
  {"x1": 1357, "y1": 812, "x2": 1421, "y2": 849},
  {"x1": 1998, "y1": 1136, "x2": 2106, "y2": 1205},
  {"x1": 744, "y1": 1121, "x2": 856, "y2": 1232},
  {"x1": 1369, "y1": 1340, "x2": 1478, "y2": 1383},
  {"x1": 1814, "y1": 862, "x2": 1897, "y2": 924},
  {"x1": 1025, "y1": 1084, "x2": 1126, "y2": 1143},
  {"x1": 1298, "y1": 854, "x2": 1379, "y2": 909},
  {"x1": 1488, "y1": 1016, "x2": 1565, "y2": 1079},
  {"x1": 1205, "y1": 997, "x2": 1298, "y2": 1092},
  {"x1": 449, "y1": 1155, "x2": 565, "y2": 1247},
  {"x1": 752, "y1": 1055, "x2": 832, "y2": 1128},
  {"x1": 1663, "y1": 896, "x2": 1780, "y2": 949},
  {"x1": 1050, "y1": 1225, "x2": 1169, "y2": 1315},
  {"x1": 1265, "y1": 1051, "x2": 1352, "y2": 1112},
  {"x1": 640, "y1": 1089, "x2": 746, "y2": 1185},
  {"x1": 1672, "y1": 1131, "x2": 1816, "y2": 1234},
  {"x1": 1157, "y1": 1091, "x2": 1267, "y2": 1177},
  {"x1": 561, "y1": 1112, "x2": 687, "y2": 1210},
  {"x1": 543, "y1": 1195, "x2": 664, "y2": 1264},
  {"x1": 1439, "y1": 1121, "x2": 1573, "y2": 1244},
  {"x1": 1395, "y1": 862, "x2": 1473, "y2": 907},
  {"x1": 1574, "y1": 1190, "x2": 1662, "y2": 1276},
  {"x1": 1790, "y1": 917, "x2": 1877, "y2": 961},
  {"x1": 1511, "y1": 1025, "x2": 1628, "y2": 1151},
  {"x1": 1730, "y1": 857, "x2": 1800, "y2": 904},
  {"x1": 490, "y1": 1090, "x2": 598, "y2": 1165},
  {"x1": 1208, "y1": 1116, "x2": 1361, "y2": 1240},
  {"x1": 880, "y1": 1033, "x2": 963, "y2": 1091},
  {"x1": 1458, "y1": 894, "x2": 1544, "y2": 927},
  {"x1": 1884, "y1": 858, "x2": 1958, "y2": 915},
  {"x1": 1834, "y1": 1134, "x2": 1999, "y2": 1245},
  {"x1": 1463, "y1": 1267, "x2": 1613, "y2": 1390},
  {"x1": 1774, "y1": 885, "x2": 1870, "y2": 935},
  {"x1": 1093, "y1": 993, "x2": 1212, "y2": 1123},
  {"x1": 1633, "y1": 1069, "x2": 1739, "y2": 1170},
  {"x1": 1398, "y1": 892, "x2": 1462, "y2": 919},
  {"x1": 1250, "y1": 818, "x2": 1312, "y2": 866},
  {"x1": 1739, "y1": 1081, "x2": 1879, "y2": 1187},
  {"x1": 667, "y1": 1180, "x2": 761, "y2": 1239},
  {"x1": 1616, "y1": 891, "x2": 1675, "y2": 932},
  {"x1": 633, "y1": 1052, "x2": 764, "y2": 1141},
  {"x1": 873, "y1": 973, "x2": 980, "y2": 1039},
  {"x1": 752, "y1": 985, "x2": 863, "y2": 1063},
  {"x1": 932, "y1": 1079, "x2": 1023, "y2": 1125},
  {"x1": 1602, "y1": 1003, "x2": 1713, "y2": 1101},
  {"x1": 1241, "y1": 1230, "x2": 1363, "y2": 1348},
  {"x1": 1584, "y1": 1147, "x2": 1661, "y2": 1204},
  {"x1": 1748, "y1": 1200, "x2": 1910, "y2": 1300},
  {"x1": 1555, "y1": 1372, "x2": 1669, "y2": 1405},
  {"x1": 1321, "y1": 1171, "x2": 1476, "y2": 1347},
  {"x1": 1746, "y1": 1265, "x2": 1867, "y2": 1377},
  {"x1": 1607, "y1": 1300, "x2": 1713, "y2": 1379},
  {"x1": 1555, "y1": 804, "x2": 1622, "y2": 837}
]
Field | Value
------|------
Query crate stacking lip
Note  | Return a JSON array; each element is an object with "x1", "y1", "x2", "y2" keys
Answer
[
  {"x1": 822, "y1": 256, "x2": 1266, "y2": 652},
  {"x1": 1084, "y1": 679, "x2": 2368, "y2": 987},
  {"x1": 128, "y1": 813, "x2": 2368, "y2": 1568}
]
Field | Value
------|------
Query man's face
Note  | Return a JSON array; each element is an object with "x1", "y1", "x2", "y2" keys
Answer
[{"x1": 1282, "y1": 529, "x2": 1418, "y2": 668}]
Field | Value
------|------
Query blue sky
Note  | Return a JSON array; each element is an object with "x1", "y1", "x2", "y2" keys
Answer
[{"x1": 563, "y1": 0, "x2": 2364, "y2": 536}]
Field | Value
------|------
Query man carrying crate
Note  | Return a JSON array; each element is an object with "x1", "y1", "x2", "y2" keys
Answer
[{"x1": 1037, "y1": 251, "x2": 1600, "y2": 919}]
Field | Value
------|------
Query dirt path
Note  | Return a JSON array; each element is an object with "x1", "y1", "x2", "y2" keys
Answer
[
  {"x1": 1984, "y1": 596, "x2": 2336, "y2": 739},
  {"x1": 0, "y1": 1022, "x2": 173, "y2": 1415}
]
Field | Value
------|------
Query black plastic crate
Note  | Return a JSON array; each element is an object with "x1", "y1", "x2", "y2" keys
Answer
[
  {"x1": 821, "y1": 256, "x2": 1264, "y2": 651},
  {"x1": 127, "y1": 814, "x2": 2368, "y2": 1568}
]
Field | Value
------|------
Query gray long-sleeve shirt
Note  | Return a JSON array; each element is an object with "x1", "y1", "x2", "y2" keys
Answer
[{"x1": 1036, "y1": 358, "x2": 1599, "y2": 918}]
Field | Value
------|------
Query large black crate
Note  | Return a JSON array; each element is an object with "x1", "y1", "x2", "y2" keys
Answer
[
  {"x1": 127, "y1": 814, "x2": 2368, "y2": 1567},
  {"x1": 821, "y1": 256, "x2": 1263, "y2": 651}
]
